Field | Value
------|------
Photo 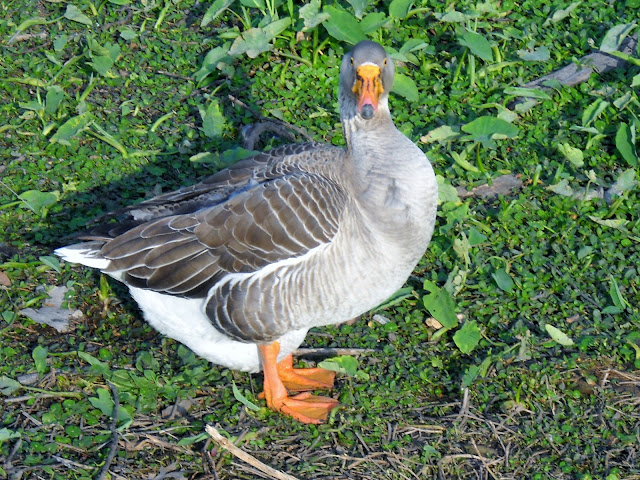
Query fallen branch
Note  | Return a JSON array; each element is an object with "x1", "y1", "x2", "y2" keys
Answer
[
  {"x1": 455, "y1": 174, "x2": 523, "y2": 200},
  {"x1": 205, "y1": 424, "x2": 301, "y2": 480}
]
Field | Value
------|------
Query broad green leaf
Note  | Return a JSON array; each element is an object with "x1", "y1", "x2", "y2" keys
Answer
[
  {"x1": 1, "y1": 77, "x2": 47, "y2": 87},
  {"x1": 461, "y1": 116, "x2": 519, "y2": 149},
  {"x1": 374, "y1": 286, "x2": 414, "y2": 311},
  {"x1": 389, "y1": 0, "x2": 412, "y2": 18},
  {"x1": 19, "y1": 100, "x2": 44, "y2": 112},
  {"x1": 89, "y1": 55, "x2": 115, "y2": 76},
  {"x1": 89, "y1": 388, "x2": 114, "y2": 416},
  {"x1": 398, "y1": 38, "x2": 435, "y2": 66},
  {"x1": 239, "y1": 0, "x2": 265, "y2": 9},
  {"x1": 15, "y1": 16, "x2": 48, "y2": 33},
  {"x1": 88, "y1": 42, "x2": 120, "y2": 76},
  {"x1": 318, "y1": 355, "x2": 358, "y2": 376},
  {"x1": 420, "y1": 125, "x2": 460, "y2": 144},
  {"x1": 545, "y1": 324, "x2": 574, "y2": 346},
  {"x1": 459, "y1": 29, "x2": 493, "y2": 62},
  {"x1": 228, "y1": 19, "x2": 289, "y2": 59},
  {"x1": 322, "y1": 6, "x2": 366, "y2": 45},
  {"x1": 615, "y1": 122, "x2": 638, "y2": 167},
  {"x1": 299, "y1": 0, "x2": 330, "y2": 31},
  {"x1": 557, "y1": 142, "x2": 584, "y2": 168},
  {"x1": 32, "y1": 345, "x2": 48, "y2": 375},
  {"x1": 391, "y1": 73, "x2": 418, "y2": 101},
  {"x1": 453, "y1": 320, "x2": 481, "y2": 354},
  {"x1": 229, "y1": 29, "x2": 270, "y2": 58},
  {"x1": 544, "y1": 1, "x2": 581, "y2": 25},
  {"x1": 453, "y1": 232, "x2": 470, "y2": 264},
  {"x1": 78, "y1": 351, "x2": 111, "y2": 376},
  {"x1": 422, "y1": 281, "x2": 458, "y2": 329},
  {"x1": 177, "y1": 432, "x2": 211, "y2": 446},
  {"x1": 436, "y1": 175, "x2": 460, "y2": 204},
  {"x1": 45, "y1": 85, "x2": 64, "y2": 115},
  {"x1": 346, "y1": 0, "x2": 368, "y2": 18},
  {"x1": 609, "y1": 276, "x2": 627, "y2": 311},
  {"x1": 0, "y1": 428, "x2": 21, "y2": 442},
  {"x1": 468, "y1": 227, "x2": 487, "y2": 245},
  {"x1": 53, "y1": 34, "x2": 69, "y2": 52},
  {"x1": 87, "y1": 37, "x2": 111, "y2": 57},
  {"x1": 451, "y1": 149, "x2": 479, "y2": 172},
  {"x1": 50, "y1": 113, "x2": 92, "y2": 145},
  {"x1": 360, "y1": 11, "x2": 388, "y2": 33},
  {"x1": 582, "y1": 99, "x2": 610, "y2": 127},
  {"x1": 45, "y1": 51, "x2": 62, "y2": 66},
  {"x1": 600, "y1": 23, "x2": 637, "y2": 53},
  {"x1": 199, "y1": 99, "x2": 225, "y2": 139},
  {"x1": 547, "y1": 179, "x2": 574, "y2": 197},
  {"x1": 107, "y1": 0, "x2": 131, "y2": 4},
  {"x1": 18, "y1": 190, "x2": 59, "y2": 217},
  {"x1": 202, "y1": 0, "x2": 235, "y2": 27},
  {"x1": 613, "y1": 91, "x2": 633, "y2": 110},
  {"x1": 232, "y1": 382, "x2": 260, "y2": 411},
  {"x1": 0, "y1": 376, "x2": 21, "y2": 396},
  {"x1": 399, "y1": 38, "x2": 430, "y2": 54},
  {"x1": 119, "y1": 28, "x2": 137, "y2": 41},
  {"x1": 194, "y1": 46, "x2": 231, "y2": 83},
  {"x1": 588, "y1": 216, "x2": 628, "y2": 230},
  {"x1": 191, "y1": 147, "x2": 256, "y2": 168},
  {"x1": 88, "y1": 388, "x2": 132, "y2": 426},
  {"x1": 609, "y1": 168, "x2": 638, "y2": 196},
  {"x1": 516, "y1": 45, "x2": 550, "y2": 61},
  {"x1": 435, "y1": 10, "x2": 468, "y2": 23},
  {"x1": 262, "y1": 17, "x2": 291, "y2": 38},
  {"x1": 632, "y1": 72, "x2": 640, "y2": 87},
  {"x1": 504, "y1": 87, "x2": 551, "y2": 100},
  {"x1": 492, "y1": 268, "x2": 514, "y2": 293},
  {"x1": 64, "y1": 5, "x2": 92, "y2": 26},
  {"x1": 577, "y1": 246, "x2": 593, "y2": 259}
]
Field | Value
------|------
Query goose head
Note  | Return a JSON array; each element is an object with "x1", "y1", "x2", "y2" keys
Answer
[{"x1": 339, "y1": 40, "x2": 395, "y2": 122}]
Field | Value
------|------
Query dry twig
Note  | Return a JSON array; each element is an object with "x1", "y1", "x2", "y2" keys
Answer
[
  {"x1": 205, "y1": 424, "x2": 301, "y2": 480},
  {"x1": 294, "y1": 347, "x2": 377, "y2": 358}
]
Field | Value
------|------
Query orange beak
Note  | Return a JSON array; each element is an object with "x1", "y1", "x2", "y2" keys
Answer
[{"x1": 352, "y1": 64, "x2": 383, "y2": 119}]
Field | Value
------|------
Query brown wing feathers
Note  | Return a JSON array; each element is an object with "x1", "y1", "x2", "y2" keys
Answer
[{"x1": 99, "y1": 150, "x2": 347, "y2": 299}]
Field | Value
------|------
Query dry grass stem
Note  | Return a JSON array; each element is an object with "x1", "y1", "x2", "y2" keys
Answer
[{"x1": 205, "y1": 424, "x2": 301, "y2": 480}]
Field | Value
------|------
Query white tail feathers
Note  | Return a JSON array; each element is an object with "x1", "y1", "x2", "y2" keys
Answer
[{"x1": 55, "y1": 242, "x2": 110, "y2": 270}]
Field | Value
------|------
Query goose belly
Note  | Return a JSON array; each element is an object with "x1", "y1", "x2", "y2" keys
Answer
[{"x1": 126, "y1": 286, "x2": 308, "y2": 373}]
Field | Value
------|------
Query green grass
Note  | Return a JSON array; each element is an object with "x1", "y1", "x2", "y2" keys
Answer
[{"x1": 1, "y1": 0, "x2": 639, "y2": 479}]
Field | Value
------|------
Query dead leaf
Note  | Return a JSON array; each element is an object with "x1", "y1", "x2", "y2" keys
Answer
[
  {"x1": 20, "y1": 285, "x2": 82, "y2": 333},
  {"x1": 426, "y1": 313, "x2": 465, "y2": 330},
  {"x1": 0, "y1": 271, "x2": 10, "y2": 286},
  {"x1": 425, "y1": 317, "x2": 443, "y2": 329},
  {"x1": 456, "y1": 174, "x2": 523, "y2": 199}
]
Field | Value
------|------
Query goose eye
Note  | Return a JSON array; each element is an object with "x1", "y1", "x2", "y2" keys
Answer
[
  {"x1": 350, "y1": 57, "x2": 354, "y2": 65},
  {"x1": 383, "y1": 58, "x2": 387, "y2": 66}
]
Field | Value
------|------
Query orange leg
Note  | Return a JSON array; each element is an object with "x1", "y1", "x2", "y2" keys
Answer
[{"x1": 259, "y1": 342, "x2": 339, "y2": 424}]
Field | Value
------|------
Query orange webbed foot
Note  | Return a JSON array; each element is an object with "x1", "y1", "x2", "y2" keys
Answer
[
  {"x1": 276, "y1": 392, "x2": 340, "y2": 424},
  {"x1": 276, "y1": 354, "x2": 336, "y2": 392},
  {"x1": 259, "y1": 343, "x2": 340, "y2": 424}
]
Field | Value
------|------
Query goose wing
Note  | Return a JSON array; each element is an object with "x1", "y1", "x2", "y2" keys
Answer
[{"x1": 98, "y1": 143, "x2": 348, "y2": 298}]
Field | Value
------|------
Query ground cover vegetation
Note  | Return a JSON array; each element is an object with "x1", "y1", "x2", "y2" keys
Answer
[{"x1": 0, "y1": 0, "x2": 639, "y2": 478}]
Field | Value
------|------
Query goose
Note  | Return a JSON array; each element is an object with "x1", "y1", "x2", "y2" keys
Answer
[{"x1": 56, "y1": 40, "x2": 438, "y2": 424}]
